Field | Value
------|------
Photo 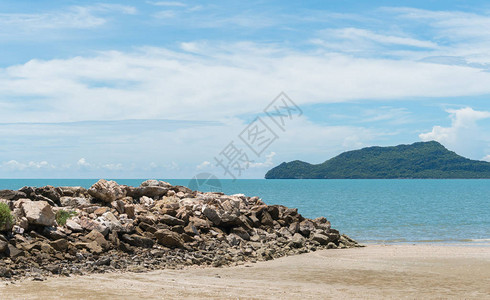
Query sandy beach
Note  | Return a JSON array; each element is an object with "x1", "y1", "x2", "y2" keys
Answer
[{"x1": 1, "y1": 244, "x2": 489, "y2": 299}]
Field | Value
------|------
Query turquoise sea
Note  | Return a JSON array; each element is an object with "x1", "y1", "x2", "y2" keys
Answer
[{"x1": 0, "y1": 179, "x2": 488, "y2": 244}]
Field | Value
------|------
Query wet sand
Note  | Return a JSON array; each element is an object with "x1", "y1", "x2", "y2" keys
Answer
[{"x1": 1, "y1": 244, "x2": 489, "y2": 299}]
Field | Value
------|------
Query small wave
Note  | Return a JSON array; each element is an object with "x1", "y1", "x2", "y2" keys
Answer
[
  {"x1": 467, "y1": 238, "x2": 490, "y2": 242},
  {"x1": 360, "y1": 238, "x2": 490, "y2": 244}
]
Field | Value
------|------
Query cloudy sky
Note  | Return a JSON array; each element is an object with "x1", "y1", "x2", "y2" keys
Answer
[{"x1": 1, "y1": 0, "x2": 490, "y2": 179}]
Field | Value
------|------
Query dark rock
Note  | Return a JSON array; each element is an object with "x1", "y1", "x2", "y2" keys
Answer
[
  {"x1": 202, "y1": 206, "x2": 221, "y2": 226},
  {"x1": 34, "y1": 186, "x2": 61, "y2": 205},
  {"x1": 299, "y1": 220, "x2": 315, "y2": 237},
  {"x1": 121, "y1": 234, "x2": 155, "y2": 248},
  {"x1": 267, "y1": 205, "x2": 280, "y2": 220},
  {"x1": 42, "y1": 227, "x2": 67, "y2": 240},
  {"x1": 49, "y1": 239, "x2": 69, "y2": 252},
  {"x1": 160, "y1": 214, "x2": 185, "y2": 226},
  {"x1": 231, "y1": 227, "x2": 250, "y2": 241},
  {"x1": 312, "y1": 233, "x2": 330, "y2": 245},
  {"x1": 0, "y1": 239, "x2": 8, "y2": 253},
  {"x1": 0, "y1": 190, "x2": 26, "y2": 200},
  {"x1": 0, "y1": 267, "x2": 12, "y2": 278},
  {"x1": 7, "y1": 244, "x2": 24, "y2": 258}
]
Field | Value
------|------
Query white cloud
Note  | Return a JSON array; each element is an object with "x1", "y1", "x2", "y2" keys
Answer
[
  {"x1": 153, "y1": 10, "x2": 177, "y2": 19},
  {"x1": 3, "y1": 45, "x2": 490, "y2": 125},
  {"x1": 482, "y1": 155, "x2": 490, "y2": 162},
  {"x1": 196, "y1": 161, "x2": 211, "y2": 170},
  {"x1": 317, "y1": 28, "x2": 438, "y2": 49},
  {"x1": 102, "y1": 163, "x2": 124, "y2": 171},
  {"x1": 1, "y1": 160, "x2": 52, "y2": 171},
  {"x1": 249, "y1": 152, "x2": 276, "y2": 168},
  {"x1": 0, "y1": 4, "x2": 136, "y2": 32},
  {"x1": 148, "y1": 1, "x2": 187, "y2": 7},
  {"x1": 419, "y1": 107, "x2": 490, "y2": 159},
  {"x1": 77, "y1": 158, "x2": 90, "y2": 167}
]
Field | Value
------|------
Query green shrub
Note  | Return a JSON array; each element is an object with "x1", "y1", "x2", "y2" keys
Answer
[
  {"x1": 0, "y1": 202, "x2": 14, "y2": 230},
  {"x1": 55, "y1": 209, "x2": 77, "y2": 226}
]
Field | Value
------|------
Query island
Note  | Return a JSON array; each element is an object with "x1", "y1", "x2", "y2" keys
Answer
[{"x1": 265, "y1": 141, "x2": 490, "y2": 179}]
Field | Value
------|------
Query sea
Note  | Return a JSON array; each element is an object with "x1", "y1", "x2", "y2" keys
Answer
[{"x1": 0, "y1": 179, "x2": 488, "y2": 245}]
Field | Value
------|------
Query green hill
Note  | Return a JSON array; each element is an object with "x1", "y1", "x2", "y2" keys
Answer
[{"x1": 265, "y1": 141, "x2": 490, "y2": 179}]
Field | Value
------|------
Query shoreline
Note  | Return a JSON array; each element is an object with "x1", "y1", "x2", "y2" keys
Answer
[{"x1": 1, "y1": 243, "x2": 489, "y2": 299}]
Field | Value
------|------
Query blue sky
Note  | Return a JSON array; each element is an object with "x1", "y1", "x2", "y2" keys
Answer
[{"x1": 0, "y1": 0, "x2": 490, "y2": 178}]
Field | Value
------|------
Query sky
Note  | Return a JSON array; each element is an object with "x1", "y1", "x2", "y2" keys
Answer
[{"x1": 0, "y1": 0, "x2": 490, "y2": 179}]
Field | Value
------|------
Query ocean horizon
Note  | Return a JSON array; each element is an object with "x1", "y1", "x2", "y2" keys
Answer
[{"x1": 1, "y1": 178, "x2": 488, "y2": 245}]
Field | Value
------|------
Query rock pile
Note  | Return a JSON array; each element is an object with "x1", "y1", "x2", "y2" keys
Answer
[{"x1": 0, "y1": 179, "x2": 360, "y2": 281}]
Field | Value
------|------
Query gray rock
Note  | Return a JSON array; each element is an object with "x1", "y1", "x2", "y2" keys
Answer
[
  {"x1": 60, "y1": 196, "x2": 89, "y2": 207},
  {"x1": 141, "y1": 180, "x2": 172, "y2": 187},
  {"x1": 299, "y1": 220, "x2": 315, "y2": 237},
  {"x1": 291, "y1": 233, "x2": 306, "y2": 248},
  {"x1": 99, "y1": 212, "x2": 124, "y2": 232},
  {"x1": 202, "y1": 206, "x2": 221, "y2": 226}
]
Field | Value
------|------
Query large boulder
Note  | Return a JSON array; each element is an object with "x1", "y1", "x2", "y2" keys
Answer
[
  {"x1": 58, "y1": 186, "x2": 88, "y2": 197},
  {"x1": 155, "y1": 229, "x2": 184, "y2": 248},
  {"x1": 20, "y1": 200, "x2": 56, "y2": 226},
  {"x1": 312, "y1": 233, "x2": 330, "y2": 245},
  {"x1": 34, "y1": 186, "x2": 61, "y2": 204},
  {"x1": 125, "y1": 180, "x2": 171, "y2": 199},
  {"x1": 85, "y1": 230, "x2": 110, "y2": 251},
  {"x1": 98, "y1": 212, "x2": 124, "y2": 232},
  {"x1": 202, "y1": 205, "x2": 221, "y2": 226},
  {"x1": 88, "y1": 179, "x2": 126, "y2": 203}
]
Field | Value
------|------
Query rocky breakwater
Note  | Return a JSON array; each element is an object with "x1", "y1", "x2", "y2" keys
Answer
[{"x1": 0, "y1": 179, "x2": 361, "y2": 281}]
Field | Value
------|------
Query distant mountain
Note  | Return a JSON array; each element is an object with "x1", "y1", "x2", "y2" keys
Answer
[{"x1": 265, "y1": 141, "x2": 490, "y2": 179}]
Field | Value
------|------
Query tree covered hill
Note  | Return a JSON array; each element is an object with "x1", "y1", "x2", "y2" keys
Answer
[{"x1": 265, "y1": 141, "x2": 490, "y2": 179}]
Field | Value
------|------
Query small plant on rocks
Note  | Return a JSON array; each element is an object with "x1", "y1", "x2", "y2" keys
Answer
[
  {"x1": 55, "y1": 209, "x2": 77, "y2": 226},
  {"x1": 0, "y1": 202, "x2": 14, "y2": 230}
]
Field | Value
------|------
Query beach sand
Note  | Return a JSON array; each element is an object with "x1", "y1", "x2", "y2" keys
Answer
[{"x1": 1, "y1": 244, "x2": 489, "y2": 299}]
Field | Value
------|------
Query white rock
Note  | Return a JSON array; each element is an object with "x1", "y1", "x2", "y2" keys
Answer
[
  {"x1": 21, "y1": 200, "x2": 56, "y2": 226},
  {"x1": 88, "y1": 179, "x2": 126, "y2": 203}
]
